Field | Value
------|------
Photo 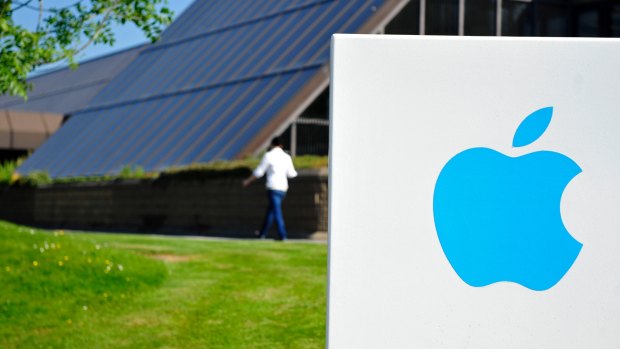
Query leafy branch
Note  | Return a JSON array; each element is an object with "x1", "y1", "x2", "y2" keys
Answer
[{"x1": 1, "y1": 0, "x2": 173, "y2": 99}]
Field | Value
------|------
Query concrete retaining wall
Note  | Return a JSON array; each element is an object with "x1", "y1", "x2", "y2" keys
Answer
[{"x1": 0, "y1": 169, "x2": 328, "y2": 239}]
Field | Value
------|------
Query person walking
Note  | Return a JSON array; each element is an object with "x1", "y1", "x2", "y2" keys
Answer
[{"x1": 242, "y1": 137, "x2": 297, "y2": 240}]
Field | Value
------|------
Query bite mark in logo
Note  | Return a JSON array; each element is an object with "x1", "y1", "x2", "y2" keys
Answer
[{"x1": 433, "y1": 107, "x2": 582, "y2": 291}]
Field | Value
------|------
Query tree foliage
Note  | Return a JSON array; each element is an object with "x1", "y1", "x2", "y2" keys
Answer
[{"x1": 0, "y1": 0, "x2": 173, "y2": 98}]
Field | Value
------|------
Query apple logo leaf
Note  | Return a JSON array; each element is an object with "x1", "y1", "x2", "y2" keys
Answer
[{"x1": 512, "y1": 106, "x2": 553, "y2": 148}]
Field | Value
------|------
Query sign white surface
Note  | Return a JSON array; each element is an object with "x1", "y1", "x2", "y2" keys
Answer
[{"x1": 328, "y1": 35, "x2": 620, "y2": 348}]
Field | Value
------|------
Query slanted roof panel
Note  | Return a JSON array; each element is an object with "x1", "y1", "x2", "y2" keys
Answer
[
  {"x1": 160, "y1": 0, "x2": 330, "y2": 42},
  {"x1": 89, "y1": 0, "x2": 353, "y2": 107},
  {"x1": 0, "y1": 45, "x2": 145, "y2": 115},
  {"x1": 18, "y1": 0, "x2": 397, "y2": 177}
]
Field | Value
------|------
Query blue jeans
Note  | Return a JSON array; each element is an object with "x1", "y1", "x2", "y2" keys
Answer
[{"x1": 260, "y1": 190, "x2": 288, "y2": 239}]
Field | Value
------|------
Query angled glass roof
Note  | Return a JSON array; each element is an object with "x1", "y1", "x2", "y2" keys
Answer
[
  {"x1": 18, "y1": 0, "x2": 398, "y2": 177},
  {"x1": 0, "y1": 45, "x2": 145, "y2": 115}
]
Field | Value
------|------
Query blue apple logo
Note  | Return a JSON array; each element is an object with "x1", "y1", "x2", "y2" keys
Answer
[{"x1": 433, "y1": 107, "x2": 582, "y2": 291}]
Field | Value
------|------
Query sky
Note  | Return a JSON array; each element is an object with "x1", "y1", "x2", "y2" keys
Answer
[{"x1": 12, "y1": 0, "x2": 195, "y2": 75}]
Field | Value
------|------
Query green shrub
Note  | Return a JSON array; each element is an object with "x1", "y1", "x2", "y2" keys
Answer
[
  {"x1": 118, "y1": 165, "x2": 147, "y2": 180},
  {"x1": 53, "y1": 174, "x2": 116, "y2": 185},
  {"x1": 156, "y1": 155, "x2": 327, "y2": 182},
  {"x1": 0, "y1": 162, "x2": 15, "y2": 186},
  {"x1": 293, "y1": 154, "x2": 328, "y2": 169},
  {"x1": 2, "y1": 156, "x2": 328, "y2": 187},
  {"x1": 0, "y1": 158, "x2": 24, "y2": 186},
  {"x1": 15, "y1": 171, "x2": 53, "y2": 187}
]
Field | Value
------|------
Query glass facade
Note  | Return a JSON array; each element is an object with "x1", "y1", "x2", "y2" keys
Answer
[
  {"x1": 536, "y1": 3, "x2": 570, "y2": 36},
  {"x1": 614, "y1": 6, "x2": 620, "y2": 36},
  {"x1": 466, "y1": 0, "x2": 497, "y2": 36},
  {"x1": 295, "y1": 0, "x2": 620, "y2": 156},
  {"x1": 574, "y1": 1, "x2": 620, "y2": 37},
  {"x1": 427, "y1": 0, "x2": 460, "y2": 35},
  {"x1": 385, "y1": 0, "x2": 421, "y2": 34},
  {"x1": 502, "y1": 1, "x2": 533, "y2": 36},
  {"x1": 382, "y1": 0, "x2": 620, "y2": 38}
]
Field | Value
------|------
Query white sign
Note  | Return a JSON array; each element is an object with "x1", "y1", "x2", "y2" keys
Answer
[{"x1": 328, "y1": 35, "x2": 620, "y2": 348}]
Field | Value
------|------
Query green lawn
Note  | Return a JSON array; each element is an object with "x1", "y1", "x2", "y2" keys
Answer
[{"x1": 0, "y1": 221, "x2": 327, "y2": 348}]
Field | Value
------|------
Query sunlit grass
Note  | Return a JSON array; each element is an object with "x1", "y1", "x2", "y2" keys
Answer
[{"x1": 0, "y1": 221, "x2": 327, "y2": 348}]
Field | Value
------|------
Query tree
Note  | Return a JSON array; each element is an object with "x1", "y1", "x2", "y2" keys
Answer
[{"x1": 0, "y1": 0, "x2": 173, "y2": 99}]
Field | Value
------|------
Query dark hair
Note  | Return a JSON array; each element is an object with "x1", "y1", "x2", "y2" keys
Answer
[{"x1": 271, "y1": 137, "x2": 283, "y2": 147}]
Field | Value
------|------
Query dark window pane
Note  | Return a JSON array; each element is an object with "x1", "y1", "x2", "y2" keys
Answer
[
  {"x1": 281, "y1": 124, "x2": 329, "y2": 156},
  {"x1": 613, "y1": 5, "x2": 620, "y2": 37},
  {"x1": 385, "y1": 0, "x2": 420, "y2": 35},
  {"x1": 465, "y1": 0, "x2": 496, "y2": 36},
  {"x1": 576, "y1": 9, "x2": 599, "y2": 37},
  {"x1": 301, "y1": 89, "x2": 329, "y2": 120},
  {"x1": 536, "y1": 4, "x2": 570, "y2": 36},
  {"x1": 502, "y1": 1, "x2": 533, "y2": 36},
  {"x1": 427, "y1": 0, "x2": 459, "y2": 35}
]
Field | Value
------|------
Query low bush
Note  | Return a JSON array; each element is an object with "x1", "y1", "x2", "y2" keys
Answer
[
  {"x1": 13, "y1": 171, "x2": 53, "y2": 187},
  {"x1": 0, "y1": 158, "x2": 24, "y2": 186},
  {"x1": 0, "y1": 155, "x2": 328, "y2": 187}
]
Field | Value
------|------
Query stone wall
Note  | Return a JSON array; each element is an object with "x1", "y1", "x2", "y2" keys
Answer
[{"x1": 0, "y1": 169, "x2": 328, "y2": 239}]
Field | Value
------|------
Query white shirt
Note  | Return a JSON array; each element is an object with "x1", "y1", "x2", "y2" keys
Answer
[{"x1": 253, "y1": 147, "x2": 298, "y2": 191}]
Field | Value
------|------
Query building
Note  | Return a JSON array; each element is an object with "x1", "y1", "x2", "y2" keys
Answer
[
  {"x1": 0, "y1": 110, "x2": 64, "y2": 162},
  {"x1": 14, "y1": 0, "x2": 620, "y2": 177},
  {"x1": 0, "y1": 45, "x2": 145, "y2": 162},
  {"x1": 385, "y1": 0, "x2": 619, "y2": 37}
]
